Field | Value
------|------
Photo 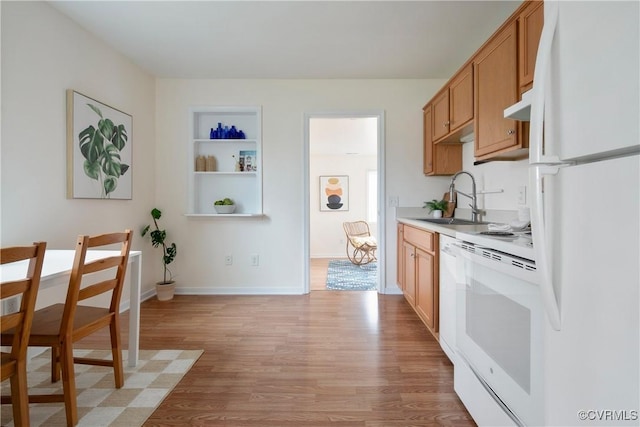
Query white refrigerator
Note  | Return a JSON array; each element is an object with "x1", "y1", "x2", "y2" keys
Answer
[{"x1": 526, "y1": 1, "x2": 639, "y2": 425}]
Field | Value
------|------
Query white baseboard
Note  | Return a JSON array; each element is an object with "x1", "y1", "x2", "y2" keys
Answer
[
  {"x1": 310, "y1": 255, "x2": 347, "y2": 259},
  {"x1": 383, "y1": 286, "x2": 403, "y2": 295},
  {"x1": 175, "y1": 286, "x2": 306, "y2": 295}
]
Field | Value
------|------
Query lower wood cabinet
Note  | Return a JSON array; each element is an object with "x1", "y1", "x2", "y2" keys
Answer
[
  {"x1": 415, "y1": 247, "x2": 437, "y2": 331},
  {"x1": 402, "y1": 240, "x2": 417, "y2": 307},
  {"x1": 397, "y1": 223, "x2": 439, "y2": 336}
]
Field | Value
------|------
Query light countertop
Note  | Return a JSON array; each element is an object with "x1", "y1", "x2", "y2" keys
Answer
[
  {"x1": 396, "y1": 217, "x2": 489, "y2": 237},
  {"x1": 396, "y1": 207, "x2": 535, "y2": 260},
  {"x1": 395, "y1": 206, "x2": 518, "y2": 237}
]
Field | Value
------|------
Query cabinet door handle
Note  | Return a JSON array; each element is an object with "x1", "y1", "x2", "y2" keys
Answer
[
  {"x1": 507, "y1": 129, "x2": 516, "y2": 135},
  {"x1": 443, "y1": 121, "x2": 450, "y2": 127}
]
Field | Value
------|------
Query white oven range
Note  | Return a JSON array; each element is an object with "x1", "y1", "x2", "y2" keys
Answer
[{"x1": 453, "y1": 230, "x2": 541, "y2": 426}]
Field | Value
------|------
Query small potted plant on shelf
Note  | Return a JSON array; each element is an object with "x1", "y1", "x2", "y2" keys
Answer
[
  {"x1": 214, "y1": 198, "x2": 236, "y2": 214},
  {"x1": 141, "y1": 208, "x2": 177, "y2": 301},
  {"x1": 424, "y1": 199, "x2": 449, "y2": 218}
]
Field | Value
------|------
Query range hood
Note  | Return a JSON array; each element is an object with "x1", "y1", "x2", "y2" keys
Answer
[{"x1": 504, "y1": 89, "x2": 532, "y2": 121}]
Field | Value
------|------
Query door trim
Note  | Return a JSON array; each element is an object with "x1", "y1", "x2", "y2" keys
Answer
[{"x1": 303, "y1": 110, "x2": 386, "y2": 293}]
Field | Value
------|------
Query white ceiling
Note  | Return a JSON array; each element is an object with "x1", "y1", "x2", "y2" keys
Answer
[
  {"x1": 48, "y1": 0, "x2": 521, "y2": 156},
  {"x1": 49, "y1": 0, "x2": 522, "y2": 79}
]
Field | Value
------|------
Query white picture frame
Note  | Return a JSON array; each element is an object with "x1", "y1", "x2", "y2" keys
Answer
[
  {"x1": 67, "y1": 90, "x2": 132, "y2": 199},
  {"x1": 319, "y1": 175, "x2": 349, "y2": 211}
]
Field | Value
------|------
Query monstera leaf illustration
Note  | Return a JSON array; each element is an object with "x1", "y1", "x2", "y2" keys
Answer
[{"x1": 78, "y1": 104, "x2": 130, "y2": 198}]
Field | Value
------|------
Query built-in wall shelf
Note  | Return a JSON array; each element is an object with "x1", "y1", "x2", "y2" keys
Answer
[
  {"x1": 187, "y1": 106, "x2": 263, "y2": 217},
  {"x1": 194, "y1": 172, "x2": 258, "y2": 176}
]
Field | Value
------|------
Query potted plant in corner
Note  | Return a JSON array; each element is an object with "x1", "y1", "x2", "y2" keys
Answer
[
  {"x1": 424, "y1": 199, "x2": 449, "y2": 219},
  {"x1": 141, "y1": 208, "x2": 177, "y2": 301}
]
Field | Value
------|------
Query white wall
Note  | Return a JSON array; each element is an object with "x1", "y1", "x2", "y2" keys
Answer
[
  {"x1": 310, "y1": 154, "x2": 377, "y2": 258},
  {"x1": 0, "y1": 1, "x2": 158, "y2": 306},
  {"x1": 460, "y1": 140, "x2": 529, "y2": 212},
  {"x1": 3, "y1": 2, "x2": 499, "y2": 297},
  {"x1": 155, "y1": 78, "x2": 448, "y2": 294}
]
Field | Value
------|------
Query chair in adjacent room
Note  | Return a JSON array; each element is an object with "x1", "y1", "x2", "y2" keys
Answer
[
  {"x1": 1, "y1": 230, "x2": 133, "y2": 427},
  {"x1": 343, "y1": 221, "x2": 378, "y2": 266},
  {"x1": 1, "y1": 241, "x2": 47, "y2": 427}
]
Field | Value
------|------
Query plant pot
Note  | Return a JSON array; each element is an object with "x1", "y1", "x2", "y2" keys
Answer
[
  {"x1": 156, "y1": 281, "x2": 176, "y2": 301},
  {"x1": 432, "y1": 210, "x2": 443, "y2": 218},
  {"x1": 214, "y1": 204, "x2": 236, "y2": 214}
]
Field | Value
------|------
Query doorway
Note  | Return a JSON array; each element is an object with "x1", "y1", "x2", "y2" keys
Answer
[{"x1": 303, "y1": 111, "x2": 385, "y2": 293}]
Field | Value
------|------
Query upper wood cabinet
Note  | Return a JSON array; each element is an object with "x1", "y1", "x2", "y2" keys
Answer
[
  {"x1": 423, "y1": 105, "x2": 463, "y2": 176},
  {"x1": 423, "y1": 106, "x2": 435, "y2": 174},
  {"x1": 421, "y1": 0, "x2": 543, "y2": 164},
  {"x1": 518, "y1": 0, "x2": 544, "y2": 92},
  {"x1": 432, "y1": 63, "x2": 474, "y2": 144},
  {"x1": 432, "y1": 89, "x2": 450, "y2": 142},
  {"x1": 474, "y1": 21, "x2": 526, "y2": 160}
]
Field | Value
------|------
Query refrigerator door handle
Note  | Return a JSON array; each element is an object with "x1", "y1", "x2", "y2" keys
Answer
[
  {"x1": 529, "y1": 0, "x2": 564, "y2": 331},
  {"x1": 530, "y1": 165, "x2": 562, "y2": 330},
  {"x1": 530, "y1": 1, "x2": 562, "y2": 165}
]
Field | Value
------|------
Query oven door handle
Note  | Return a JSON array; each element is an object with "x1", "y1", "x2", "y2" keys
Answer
[{"x1": 457, "y1": 245, "x2": 537, "y2": 285}]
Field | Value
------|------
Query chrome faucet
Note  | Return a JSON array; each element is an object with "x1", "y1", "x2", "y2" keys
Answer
[{"x1": 449, "y1": 170, "x2": 480, "y2": 223}]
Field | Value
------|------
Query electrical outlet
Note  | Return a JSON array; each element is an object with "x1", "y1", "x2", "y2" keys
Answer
[
  {"x1": 389, "y1": 196, "x2": 399, "y2": 207},
  {"x1": 225, "y1": 255, "x2": 233, "y2": 265},
  {"x1": 250, "y1": 254, "x2": 259, "y2": 266},
  {"x1": 517, "y1": 186, "x2": 527, "y2": 205}
]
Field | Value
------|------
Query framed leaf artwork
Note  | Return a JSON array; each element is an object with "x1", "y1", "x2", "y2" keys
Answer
[{"x1": 66, "y1": 90, "x2": 132, "y2": 199}]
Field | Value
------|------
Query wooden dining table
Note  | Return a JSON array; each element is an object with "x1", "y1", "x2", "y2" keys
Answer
[{"x1": 0, "y1": 249, "x2": 142, "y2": 367}]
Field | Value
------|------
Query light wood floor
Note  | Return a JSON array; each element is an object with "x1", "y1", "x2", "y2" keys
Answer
[
  {"x1": 76, "y1": 289, "x2": 475, "y2": 426},
  {"x1": 310, "y1": 257, "x2": 332, "y2": 291}
]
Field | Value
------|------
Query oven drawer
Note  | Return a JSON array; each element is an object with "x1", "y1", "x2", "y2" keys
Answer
[{"x1": 403, "y1": 225, "x2": 434, "y2": 252}]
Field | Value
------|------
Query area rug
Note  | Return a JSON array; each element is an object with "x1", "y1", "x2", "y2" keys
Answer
[
  {"x1": 326, "y1": 259, "x2": 377, "y2": 291},
  {"x1": 1, "y1": 348, "x2": 203, "y2": 427}
]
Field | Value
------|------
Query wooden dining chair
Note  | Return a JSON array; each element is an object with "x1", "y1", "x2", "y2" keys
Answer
[
  {"x1": 1, "y1": 241, "x2": 47, "y2": 427},
  {"x1": 343, "y1": 221, "x2": 377, "y2": 266},
  {"x1": 1, "y1": 230, "x2": 132, "y2": 426}
]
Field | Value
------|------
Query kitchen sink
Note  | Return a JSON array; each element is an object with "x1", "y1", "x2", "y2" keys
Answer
[{"x1": 416, "y1": 218, "x2": 490, "y2": 225}]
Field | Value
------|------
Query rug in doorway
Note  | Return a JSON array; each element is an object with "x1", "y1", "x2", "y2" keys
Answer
[
  {"x1": 1, "y1": 348, "x2": 203, "y2": 427},
  {"x1": 326, "y1": 259, "x2": 377, "y2": 291}
]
